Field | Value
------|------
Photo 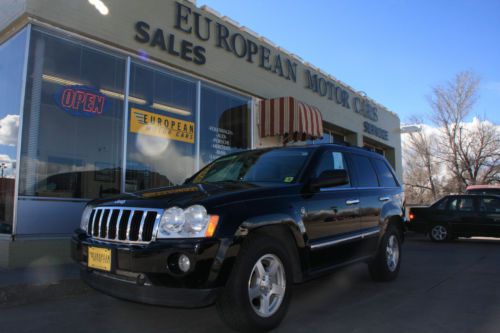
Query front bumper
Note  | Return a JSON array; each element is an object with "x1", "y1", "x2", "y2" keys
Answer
[
  {"x1": 81, "y1": 268, "x2": 218, "y2": 307},
  {"x1": 71, "y1": 230, "x2": 230, "y2": 307}
]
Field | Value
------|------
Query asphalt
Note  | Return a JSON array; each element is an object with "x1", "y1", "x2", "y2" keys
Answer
[{"x1": 0, "y1": 234, "x2": 499, "y2": 332}]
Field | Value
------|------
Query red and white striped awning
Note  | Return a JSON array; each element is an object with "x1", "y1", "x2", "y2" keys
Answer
[{"x1": 259, "y1": 97, "x2": 323, "y2": 142}]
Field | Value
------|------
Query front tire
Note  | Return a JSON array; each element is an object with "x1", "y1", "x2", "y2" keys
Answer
[
  {"x1": 368, "y1": 225, "x2": 402, "y2": 281},
  {"x1": 216, "y1": 234, "x2": 293, "y2": 332},
  {"x1": 429, "y1": 224, "x2": 451, "y2": 242}
]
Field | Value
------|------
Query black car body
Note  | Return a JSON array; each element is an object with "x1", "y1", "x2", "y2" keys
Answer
[
  {"x1": 71, "y1": 144, "x2": 405, "y2": 331},
  {"x1": 408, "y1": 194, "x2": 500, "y2": 241}
]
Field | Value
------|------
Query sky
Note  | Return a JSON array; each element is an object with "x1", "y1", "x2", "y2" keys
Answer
[{"x1": 196, "y1": 0, "x2": 500, "y2": 125}]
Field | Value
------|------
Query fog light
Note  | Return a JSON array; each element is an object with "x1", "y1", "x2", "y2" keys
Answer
[{"x1": 178, "y1": 254, "x2": 191, "y2": 273}]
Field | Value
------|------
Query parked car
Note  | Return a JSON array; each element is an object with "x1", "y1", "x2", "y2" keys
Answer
[
  {"x1": 408, "y1": 194, "x2": 500, "y2": 242},
  {"x1": 71, "y1": 144, "x2": 405, "y2": 331},
  {"x1": 466, "y1": 184, "x2": 500, "y2": 196}
]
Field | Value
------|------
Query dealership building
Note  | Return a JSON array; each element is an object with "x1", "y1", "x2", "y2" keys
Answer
[{"x1": 0, "y1": 0, "x2": 402, "y2": 267}]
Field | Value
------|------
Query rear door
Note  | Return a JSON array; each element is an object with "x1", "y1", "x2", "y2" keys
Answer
[
  {"x1": 478, "y1": 196, "x2": 500, "y2": 236},
  {"x1": 348, "y1": 154, "x2": 383, "y2": 255},
  {"x1": 448, "y1": 196, "x2": 479, "y2": 235}
]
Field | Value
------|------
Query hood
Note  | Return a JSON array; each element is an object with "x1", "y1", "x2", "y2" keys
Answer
[{"x1": 89, "y1": 182, "x2": 300, "y2": 210}]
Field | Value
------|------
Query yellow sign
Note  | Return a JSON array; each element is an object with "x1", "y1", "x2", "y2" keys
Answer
[
  {"x1": 88, "y1": 247, "x2": 112, "y2": 271},
  {"x1": 130, "y1": 108, "x2": 195, "y2": 144}
]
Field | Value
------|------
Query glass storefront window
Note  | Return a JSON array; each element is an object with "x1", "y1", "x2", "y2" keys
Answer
[
  {"x1": 126, "y1": 63, "x2": 197, "y2": 191},
  {"x1": 19, "y1": 28, "x2": 125, "y2": 199},
  {"x1": 200, "y1": 84, "x2": 251, "y2": 166},
  {"x1": 0, "y1": 28, "x2": 28, "y2": 233}
]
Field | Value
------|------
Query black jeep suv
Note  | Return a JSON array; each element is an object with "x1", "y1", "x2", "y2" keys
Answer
[{"x1": 71, "y1": 144, "x2": 405, "y2": 331}]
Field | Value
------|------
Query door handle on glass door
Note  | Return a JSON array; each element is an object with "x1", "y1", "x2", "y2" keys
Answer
[{"x1": 346, "y1": 199, "x2": 360, "y2": 205}]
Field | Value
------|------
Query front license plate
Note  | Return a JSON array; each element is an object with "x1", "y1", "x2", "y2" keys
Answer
[{"x1": 88, "y1": 247, "x2": 112, "y2": 272}]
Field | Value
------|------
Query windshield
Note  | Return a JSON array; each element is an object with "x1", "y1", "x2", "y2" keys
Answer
[{"x1": 188, "y1": 149, "x2": 311, "y2": 184}]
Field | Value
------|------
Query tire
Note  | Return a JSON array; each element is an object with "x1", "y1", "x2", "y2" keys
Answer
[
  {"x1": 216, "y1": 234, "x2": 293, "y2": 332},
  {"x1": 368, "y1": 225, "x2": 402, "y2": 282},
  {"x1": 429, "y1": 224, "x2": 451, "y2": 242}
]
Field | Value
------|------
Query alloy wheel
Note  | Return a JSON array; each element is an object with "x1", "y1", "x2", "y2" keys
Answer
[
  {"x1": 386, "y1": 234, "x2": 400, "y2": 272},
  {"x1": 248, "y1": 254, "x2": 286, "y2": 318},
  {"x1": 431, "y1": 225, "x2": 448, "y2": 241}
]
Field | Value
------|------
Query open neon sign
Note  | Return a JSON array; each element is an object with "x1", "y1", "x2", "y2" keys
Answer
[{"x1": 55, "y1": 85, "x2": 108, "y2": 117}]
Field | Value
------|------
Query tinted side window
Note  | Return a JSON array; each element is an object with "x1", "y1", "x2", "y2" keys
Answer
[
  {"x1": 314, "y1": 151, "x2": 350, "y2": 187},
  {"x1": 480, "y1": 197, "x2": 500, "y2": 213},
  {"x1": 351, "y1": 154, "x2": 379, "y2": 187},
  {"x1": 432, "y1": 198, "x2": 448, "y2": 210},
  {"x1": 372, "y1": 159, "x2": 398, "y2": 187},
  {"x1": 449, "y1": 197, "x2": 475, "y2": 212}
]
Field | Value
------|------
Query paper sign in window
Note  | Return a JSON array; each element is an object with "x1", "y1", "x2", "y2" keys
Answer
[{"x1": 130, "y1": 108, "x2": 195, "y2": 144}]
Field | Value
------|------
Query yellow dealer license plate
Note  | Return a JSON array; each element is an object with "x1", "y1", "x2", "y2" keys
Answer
[{"x1": 88, "y1": 247, "x2": 111, "y2": 272}]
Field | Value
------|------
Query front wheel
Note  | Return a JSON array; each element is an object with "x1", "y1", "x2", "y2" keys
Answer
[
  {"x1": 368, "y1": 225, "x2": 402, "y2": 281},
  {"x1": 216, "y1": 234, "x2": 293, "y2": 332}
]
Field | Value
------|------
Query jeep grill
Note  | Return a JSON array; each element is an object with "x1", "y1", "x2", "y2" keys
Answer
[{"x1": 86, "y1": 207, "x2": 163, "y2": 244}]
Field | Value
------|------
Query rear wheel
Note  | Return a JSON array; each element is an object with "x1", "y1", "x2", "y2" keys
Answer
[
  {"x1": 368, "y1": 225, "x2": 402, "y2": 281},
  {"x1": 429, "y1": 224, "x2": 451, "y2": 242},
  {"x1": 216, "y1": 234, "x2": 293, "y2": 332}
]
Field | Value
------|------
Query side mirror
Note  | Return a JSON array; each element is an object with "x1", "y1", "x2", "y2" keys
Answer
[{"x1": 310, "y1": 169, "x2": 349, "y2": 189}]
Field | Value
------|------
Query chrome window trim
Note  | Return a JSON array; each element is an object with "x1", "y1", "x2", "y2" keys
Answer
[
  {"x1": 320, "y1": 186, "x2": 400, "y2": 192},
  {"x1": 310, "y1": 228, "x2": 380, "y2": 250}
]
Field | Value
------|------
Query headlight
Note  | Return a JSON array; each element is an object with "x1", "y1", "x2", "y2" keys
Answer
[
  {"x1": 80, "y1": 205, "x2": 94, "y2": 231},
  {"x1": 157, "y1": 205, "x2": 219, "y2": 239}
]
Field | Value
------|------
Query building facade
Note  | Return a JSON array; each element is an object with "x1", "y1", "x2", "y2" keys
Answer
[{"x1": 0, "y1": 0, "x2": 402, "y2": 267}]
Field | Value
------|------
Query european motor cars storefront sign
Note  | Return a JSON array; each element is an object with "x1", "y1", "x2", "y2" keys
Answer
[{"x1": 133, "y1": 1, "x2": 388, "y2": 141}]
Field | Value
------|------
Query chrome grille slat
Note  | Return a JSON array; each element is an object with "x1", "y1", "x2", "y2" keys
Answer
[
  {"x1": 97, "y1": 208, "x2": 105, "y2": 238},
  {"x1": 106, "y1": 209, "x2": 113, "y2": 239},
  {"x1": 125, "y1": 211, "x2": 135, "y2": 241},
  {"x1": 137, "y1": 212, "x2": 148, "y2": 242},
  {"x1": 93, "y1": 209, "x2": 102, "y2": 237},
  {"x1": 85, "y1": 207, "x2": 163, "y2": 244},
  {"x1": 114, "y1": 209, "x2": 123, "y2": 241}
]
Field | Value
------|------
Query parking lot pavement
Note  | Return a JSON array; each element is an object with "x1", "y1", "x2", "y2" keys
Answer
[{"x1": 1, "y1": 234, "x2": 500, "y2": 333}]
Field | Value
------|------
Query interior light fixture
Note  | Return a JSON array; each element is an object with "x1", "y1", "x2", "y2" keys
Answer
[
  {"x1": 88, "y1": 0, "x2": 109, "y2": 15},
  {"x1": 100, "y1": 89, "x2": 147, "y2": 105},
  {"x1": 151, "y1": 103, "x2": 192, "y2": 116},
  {"x1": 42, "y1": 74, "x2": 81, "y2": 86}
]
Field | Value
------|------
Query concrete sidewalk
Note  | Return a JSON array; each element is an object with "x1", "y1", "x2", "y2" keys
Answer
[{"x1": 0, "y1": 264, "x2": 92, "y2": 307}]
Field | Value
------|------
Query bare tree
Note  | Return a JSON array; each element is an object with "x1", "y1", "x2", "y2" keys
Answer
[
  {"x1": 427, "y1": 71, "x2": 499, "y2": 191},
  {"x1": 403, "y1": 118, "x2": 440, "y2": 202}
]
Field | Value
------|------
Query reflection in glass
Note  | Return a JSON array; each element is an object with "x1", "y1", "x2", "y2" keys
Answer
[
  {"x1": 126, "y1": 63, "x2": 197, "y2": 192},
  {"x1": 200, "y1": 85, "x2": 251, "y2": 167},
  {"x1": 0, "y1": 28, "x2": 28, "y2": 233},
  {"x1": 19, "y1": 28, "x2": 125, "y2": 199},
  {"x1": 189, "y1": 149, "x2": 310, "y2": 184}
]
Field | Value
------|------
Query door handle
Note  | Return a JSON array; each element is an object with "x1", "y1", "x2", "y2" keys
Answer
[
  {"x1": 346, "y1": 199, "x2": 360, "y2": 205},
  {"x1": 379, "y1": 197, "x2": 390, "y2": 202}
]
